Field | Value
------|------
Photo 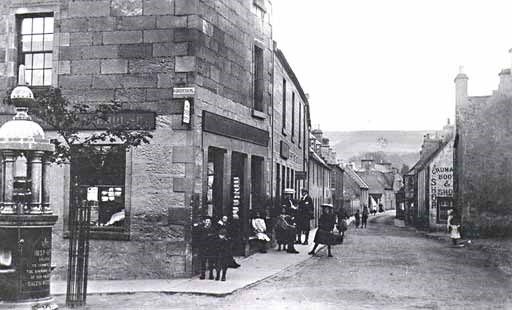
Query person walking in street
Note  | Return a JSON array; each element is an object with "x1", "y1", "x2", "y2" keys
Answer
[
  {"x1": 361, "y1": 206, "x2": 369, "y2": 228},
  {"x1": 337, "y1": 213, "x2": 348, "y2": 238},
  {"x1": 296, "y1": 188, "x2": 314, "y2": 244},
  {"x1": 192, "y1": 216, "x2": 216, "y2": 280},
  {"x1": 274, "y1": 208, "x2": 299, "y2": 253},
  {"x1": 447, "y1": 208, "x2": 462, "y2": 247},
  {"x1": 354, "y1": 209, "x2": 361, "y2": 228},
  {"x1": 309, "y1": 204, "x2": 337, "y2": 257},
  {"x1": 213, "y1": 228, "x2": 232, "y2": 281},
  {"x1": 251, "y1": 211, "x2": 270, "y2": 253},
  {"x1": 371, "y1": 205, "x2": 377, "y2": 216},
  {"x1": 216, "y1": 215, "x2": 240, "y2": 268}
]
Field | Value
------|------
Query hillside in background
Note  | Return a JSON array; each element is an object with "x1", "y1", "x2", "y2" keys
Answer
[{"x1": 324, "y1": 130, "x2": 432, "y2": 168}]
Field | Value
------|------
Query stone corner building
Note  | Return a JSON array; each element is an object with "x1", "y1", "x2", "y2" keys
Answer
[
  {"x1": 455, "y1": 66, "x2": 512, "y2": 237},
  {"x1": 0, "y1": 0, "x2": 274, "y2": 279}
]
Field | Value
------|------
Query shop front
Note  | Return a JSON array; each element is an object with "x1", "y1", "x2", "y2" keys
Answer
[{"x1": 202, "y1": 111, "x2": 269, "y2": 256}]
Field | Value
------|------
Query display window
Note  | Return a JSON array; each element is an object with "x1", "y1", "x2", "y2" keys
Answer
[
  {"x1": 70, "y1": 145, "x2": 127, "y2": 234},
  {"x1": 437, "y1": 198, "x2": 452, "y2": 224}
]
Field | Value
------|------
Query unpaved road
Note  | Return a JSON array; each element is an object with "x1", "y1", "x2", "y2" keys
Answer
[{"x1": 56, "y1": 214, "x2": 512, "y2": 309}]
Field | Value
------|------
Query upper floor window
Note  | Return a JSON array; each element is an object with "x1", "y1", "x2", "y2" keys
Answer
[
  {"x1": 298, "y1": 102, "x2": 302, "y2": 147},
  {"x1": 282, "y1": 79, "x2": 286, "y2": 130},
  {"x1": 18, "y1": 14, "x2": 54, "y2": 86},
  {"x1": 291, "y1": 92, "x2": 295, "y2": 140},
  {"x1": 253, "y1": 45, "x2": 264, "y2": 112}
]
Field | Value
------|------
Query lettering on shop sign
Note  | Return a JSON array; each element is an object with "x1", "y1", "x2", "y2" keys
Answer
[
  {"x1": 182, "y1": 99, "x2": 191, "y2": 125},
  {"x1": 430, "y1": 165, "x2": 453, "y2": 207},
  {"x1": 232, "y1": 176, "x2": 241, "y2": 216}
]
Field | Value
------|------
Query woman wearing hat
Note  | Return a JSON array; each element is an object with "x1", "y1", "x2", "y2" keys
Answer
[{"x1": 308, "y1": 204, "x2": 336, "y2": 257}]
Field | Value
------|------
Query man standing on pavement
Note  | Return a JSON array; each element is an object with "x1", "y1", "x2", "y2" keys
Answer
[
  {"x1": 296, "y1": 188, "x2": 314, "y2": 244},
  {"x1": 192, "y1": 216, "x2": 216, "y2": 280}
]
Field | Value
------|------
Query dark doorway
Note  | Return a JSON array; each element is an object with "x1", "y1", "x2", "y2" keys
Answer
[
  {"x1": 251, "y1": 156, "x2": 264, "y2": 213},
  {"x1": 207, "y1": 147, "x2": 225, "y2": 219},
  {"x1": 231, "y1": 152, "x2": 246, "y2": 256}
]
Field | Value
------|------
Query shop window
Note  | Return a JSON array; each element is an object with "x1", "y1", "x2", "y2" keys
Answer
[
  {"x1": 253, "y1": 45, "x2": 264, "y2": 112},
  {"x1": 437, "y1": 198, "x2": 452, "y2": 224},
  {"x1": 18, "y1": 14, "x2": 54, "y2": 86},
  {"x1": 70, "y1": 145, "x2": 128, "y2": 238}
]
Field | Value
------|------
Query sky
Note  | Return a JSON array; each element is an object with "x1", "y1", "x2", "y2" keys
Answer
[{"x1": 272, "y1": 0, "x2": 512, "y2": 131}]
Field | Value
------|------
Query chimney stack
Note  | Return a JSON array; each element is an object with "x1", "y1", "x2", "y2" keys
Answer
[
  {"x1": 311, "y1": 128, "x2": 323, "y2": 142},
  {"x1": 454, "y1": 65, "x2": 468, "y2": 106},
  {"x1": 361, "y1": 159, "x2": 374, "y2": 171}
]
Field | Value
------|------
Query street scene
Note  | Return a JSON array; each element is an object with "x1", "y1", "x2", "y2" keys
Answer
[
  {"x1": 0, "y1": 0, "x2": 511, "y2": 309},
  {"x1": 52, "y1": 213, "x2": 512, "y2": 310}
]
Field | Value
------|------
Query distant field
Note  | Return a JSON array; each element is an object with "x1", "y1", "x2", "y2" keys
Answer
[{"x1": 324, "y1": 130, "x2": 432, "y2": 167}]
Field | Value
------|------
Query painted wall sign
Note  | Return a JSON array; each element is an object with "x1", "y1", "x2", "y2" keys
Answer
[
  {"x1": 182, "y1": 99, "x2": 191, "y2": 124},
  {"x1": 173, "y1": 87, "x2": 195, "y2": 98},
  {"x1": 232, "y1": 176, "x2": 241, "y2": 216},
  {"x1": 428, "y1": 142, "x2": 454, "y2": 225}
]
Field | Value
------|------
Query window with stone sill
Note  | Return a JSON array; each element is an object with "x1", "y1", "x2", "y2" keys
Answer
[
  {"x1": 253, "y1": 44, "x2": 265, "y2": 113},
  {"x1": 69, "y1": 145, "x2": 129, "y2": 239},
  {"x1": 252, "y1": 0, "x2": 266, "y2": 29},
  {"x1": 17, "y1": 14, "x2": 54, "y2": 86},
  {"x1": 282, "y1": 78, "x2": 287, "y2": 130}
]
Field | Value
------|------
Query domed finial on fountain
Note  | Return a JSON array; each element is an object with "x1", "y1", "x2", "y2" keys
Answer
[{"x1": 10, "y1": 65, "x2": 34, "y2": 108}]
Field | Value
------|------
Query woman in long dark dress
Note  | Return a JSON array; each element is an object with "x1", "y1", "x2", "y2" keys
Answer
[{"x1": 308, "y1": 204, "x2": 336, "y2": 257}]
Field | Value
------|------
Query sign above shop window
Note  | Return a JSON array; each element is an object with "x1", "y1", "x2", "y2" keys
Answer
[
  {"x1": 202, "y1": 111, "x2": 269, "y2": 147},
  {"x1": 280, "y1": 141, "x2": 289, "y2": 159},
  {"x1": 173, "y1": 87, "x2": 195, "y2": 98},
  {"x1": 0, "y1": 111, "x2": 156, "y2": 131},
  {"x1": 295, "y1": 171, "x2": 307, "y2": 180}
]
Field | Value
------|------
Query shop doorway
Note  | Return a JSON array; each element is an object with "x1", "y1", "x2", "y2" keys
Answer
[
  {"x1": 251, "y1": 156, "x2": 264, "y2": 213},
  {"x1": 231, "y1": 152, "x2": 247, "y2": 256}
]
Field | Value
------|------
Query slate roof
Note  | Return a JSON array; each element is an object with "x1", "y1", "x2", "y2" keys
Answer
[
  {"x1": 357, "y1": 170, "x2": 394, "y2": 193},
  {"x1": 344, "y1": 167, "x2": 369, "y2": 189},
  {"x1": 408, "y1": 137, "x2": 453, "y2": 174}
]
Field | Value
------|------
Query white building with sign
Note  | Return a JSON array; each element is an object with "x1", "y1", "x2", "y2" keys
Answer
[{"x1": 407, "y1": 121, "x2": 455, "y2": 231}]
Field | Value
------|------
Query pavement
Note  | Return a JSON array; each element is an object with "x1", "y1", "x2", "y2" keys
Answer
[{"x1": 51, "y1": 228, "x2": 326, "y2": 297}]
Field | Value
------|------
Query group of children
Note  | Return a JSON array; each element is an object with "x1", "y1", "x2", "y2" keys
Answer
[
  {"x1": 192, "y1": 216, "x2": 240, "y2": 281},
  {"x1": 353, "y1": 207, "x2": 369, "y2": 228}
]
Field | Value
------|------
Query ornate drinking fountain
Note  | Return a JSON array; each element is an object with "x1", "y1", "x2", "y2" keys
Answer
[{"x1": 0, "y1": 67, "x2": 58, "y2": 309}]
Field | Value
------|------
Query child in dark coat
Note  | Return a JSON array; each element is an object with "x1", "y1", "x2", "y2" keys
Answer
[
  {"x1": 214, "y1": 228, "x2": 232, "y2": 281},
  {"x1": 355, "y1": 209, "x2": 361, "y2": 228}
]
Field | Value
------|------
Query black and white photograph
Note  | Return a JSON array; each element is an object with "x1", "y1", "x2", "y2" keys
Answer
[{"x1": 0, "y1": 0, "x2": 511, "y2": 309}]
